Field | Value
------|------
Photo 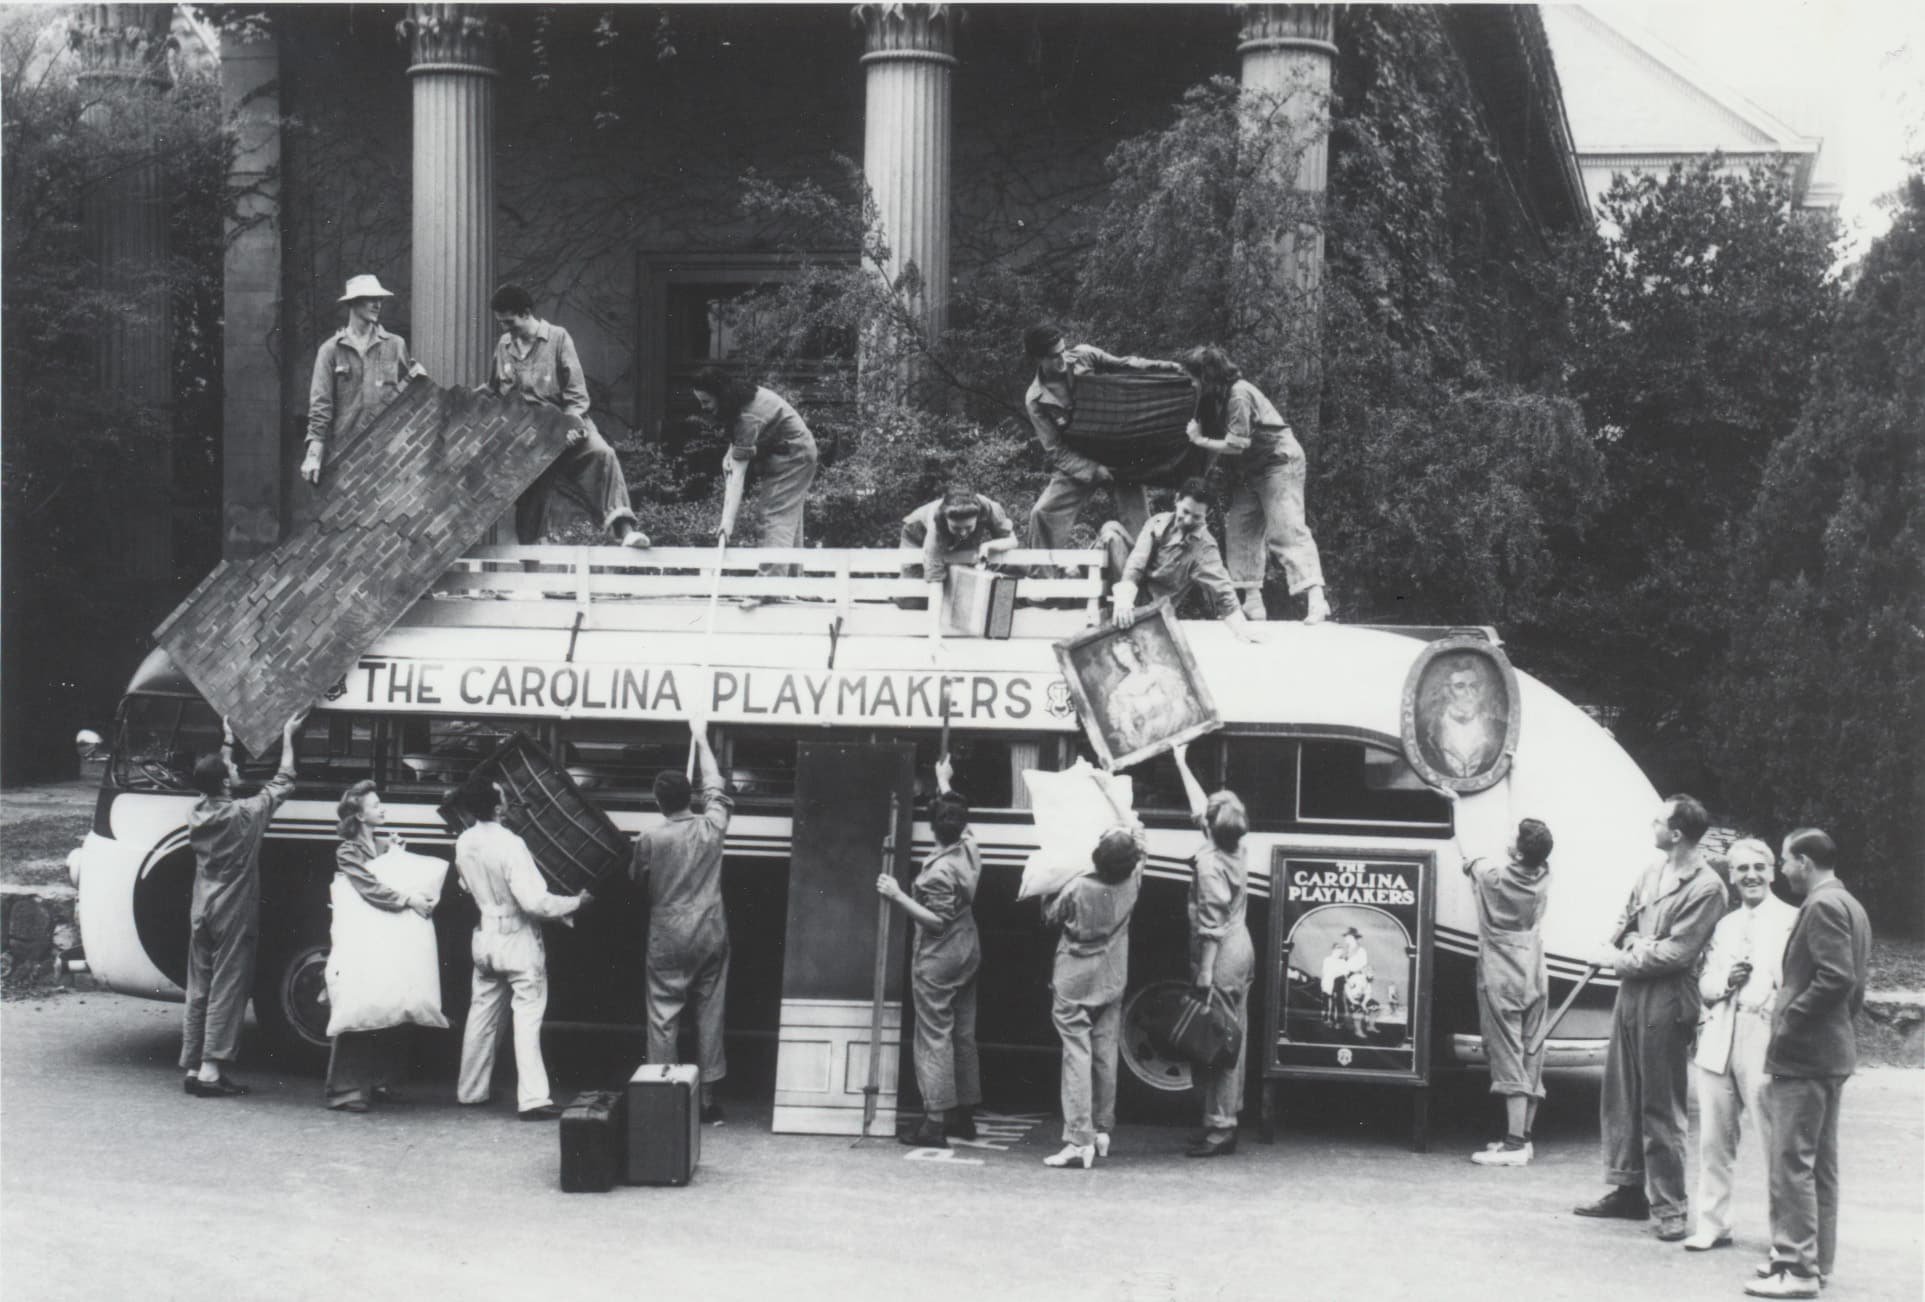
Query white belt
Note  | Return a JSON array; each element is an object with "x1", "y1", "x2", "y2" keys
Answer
[{"x1": 476, "y1": 911, "x2": 527, "y2": 935}]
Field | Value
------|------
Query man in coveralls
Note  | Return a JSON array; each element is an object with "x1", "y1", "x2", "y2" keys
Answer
[
  {"x1": 876, "y1": 756, "x2": 982, "y2": 1149},
  {"x1": 451, "y1": 778, "x2": 591, "y2": 1120},
  {"x1": 179, "y1": 711, "x2": 307, "y2": 1097},
  {"x1": 1574, "y1": 795, "x2": 1727, "y2": 1240},
  {"x1": 632, "y1": 717, "x2": 732, "y2": 1125},
  {"x1": 1463, "y1": 816, "x2": 1555, "y2": 1166},
  {"x1": 300, "y1": 274, "x2": 426, "y2": 487}
]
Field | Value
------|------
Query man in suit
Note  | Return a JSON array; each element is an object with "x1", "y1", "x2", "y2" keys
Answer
[
  {"x1": 1744, "y1": 828, "x2": 1871, "y2": 1299},
  {"x1": 1573, "y1": 794, "x2": 1727, "y2": 1241}
]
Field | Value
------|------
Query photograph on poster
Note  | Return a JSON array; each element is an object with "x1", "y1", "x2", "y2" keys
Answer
[
  {"x1": 1053, "y1": 601, "x2": 1219, "y2": 770},
  {"x1": 1280, "y1": 905, "x2": 1413, "y2": 1050}
]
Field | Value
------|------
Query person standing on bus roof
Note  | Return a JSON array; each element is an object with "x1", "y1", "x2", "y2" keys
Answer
[
  {"x1": 1685, "y1": 838, "x2": 1796, "y2": 1248},
  {"x1": 1043, "y1": 822, "x2": 1144, "y2": 1169},
  {"x1": 301, "y1": 275, "x2": 426, "y2": 487},
  {"x1": 1107, "y1": 478, "x2": 1264, "y2": 644},
  {"x1": 179, "y1": 711, "x2": 306, "y2": 1098},
  {"x1": 324, "y1": 780, "x2": 437, "y2": 1113},
  {"x1": 692, "y1": 368, "x2": 819, "y2": 578},
  {"x1": 1021, "y1": 324, "x2": 1186, "y2": 551},
  {"x1": 1458, "y1": 809, "x2": 1556, "y2": 1167},
  {"x1": 450, "y1": 777, "x2": 591, "y2": 1120},
  {"x1": 486, "y1": 283, "x2": 651, "y2": 550},
  {"x1": 1574, "y1": 794, "x2": 1726, "y2": 1240},
  {"x1": 631, "y1": 716, "x2": 733, "y2": 1125},
  {"x1": 1172, "y1": 743, "x2": 1255, "y2": 1159},
  {"x1": 1177, "y1": 346, "x2": 1330, "y2": 624},
  {"x1": 876, "y1": 755, "x2": 983, "y2": 1149}
]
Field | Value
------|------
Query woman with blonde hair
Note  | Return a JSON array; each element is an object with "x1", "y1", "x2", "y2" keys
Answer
[
  {"x1": 1172, "y1": 742, "x2": 1256, "y2": 1156},
  {"x1": 326, "y1": 780, "x2": 434, "y2": 1112}
]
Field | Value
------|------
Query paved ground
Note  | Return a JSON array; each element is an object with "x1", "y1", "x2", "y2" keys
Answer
[{"x1": 3, "y1": 994, "x2": 1919, "y2": 1302}]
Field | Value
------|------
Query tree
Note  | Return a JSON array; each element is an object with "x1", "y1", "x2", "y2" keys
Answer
[
  {"x1": 1553, "y1": 158, "x2": 1839, "y2": 786},
  {"x1": 1707, "y1": 174, "x2": 1925, "y2": 927}
]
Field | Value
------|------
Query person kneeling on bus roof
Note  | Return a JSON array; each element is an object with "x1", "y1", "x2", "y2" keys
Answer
[
  {"x1": 632, "y1": 716, "x2": 733, "y2": 1126},
  {"x1": 450, "y1": 776, "x2": 591, "y2": 1121},
  {"x1": 486, "y1": 283, "x2": 650, "y2": 551},
  {"x1": 1172, "y1": 743, "x2": 1256, "y2": 1159},
  {"x1": 877, "y1": 755, "x2": 983, "y2": 1149},
  {"x1": 898, "y1": 485, "x2": 1018, "y2": 621},
  {"x1": 1044, "y1": 823, "x2": 1145, "y2": 1170},
  {"x1": 179, "y1": 711, "x2": 307, "y2": 1099},
  {"x1": 1104, "y1": 478, "x2": 1262, "y2": 645},
  {"x1": 1460, "y1": 810, "x2": 1555, "y2": 1167}
]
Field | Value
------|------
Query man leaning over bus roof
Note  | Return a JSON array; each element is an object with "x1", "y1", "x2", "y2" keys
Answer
[
  {"x1": 179, "y1": 710, "x2": 307, "y2": 1098},
  {"x1": 301, "y1": 275, "x2": 427, "y2": 487}
]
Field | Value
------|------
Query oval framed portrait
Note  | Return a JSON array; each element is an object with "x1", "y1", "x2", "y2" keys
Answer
[{"x1": 1399, "y1": 635, "x2": 1520, "y2": 794}]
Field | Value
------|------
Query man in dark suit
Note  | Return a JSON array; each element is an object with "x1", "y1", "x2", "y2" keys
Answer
[{"x1": 1744, "y1": 828, "x2": 1872, "y2": 1299}]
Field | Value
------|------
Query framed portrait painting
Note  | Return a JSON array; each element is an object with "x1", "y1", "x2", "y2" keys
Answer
[
  {"x1": 1399, "y1": 635, "x2": 1521, "y2": 794},
  {"x1": 1052, "y1": 600, "x2": 1221, "y2": 771}
]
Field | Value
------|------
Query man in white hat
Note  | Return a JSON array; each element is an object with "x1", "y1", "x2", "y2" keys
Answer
[{"x1": 301, "y1": 274, "x2": 427, "y2": 486}]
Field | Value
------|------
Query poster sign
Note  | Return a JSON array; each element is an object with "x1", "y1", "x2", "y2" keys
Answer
[{"x1": 1263, "y1": 849, "x2": 1435, "y2": 1084}]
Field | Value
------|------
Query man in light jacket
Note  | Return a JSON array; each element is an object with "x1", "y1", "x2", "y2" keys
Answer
[{"x1": 1684, "y1": 838, "x2": 1797, "y2": 1250}]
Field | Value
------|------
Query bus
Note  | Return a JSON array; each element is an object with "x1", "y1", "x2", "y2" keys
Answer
[{"x1": 68, "y1": 544, "x2": 1658, "y2": 1115}]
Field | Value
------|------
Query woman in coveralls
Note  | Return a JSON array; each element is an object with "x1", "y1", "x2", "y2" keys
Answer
[
  {"x1": 1177, "y1": 346, "x2": 1329, "y2": 624},
  {"x1": 693, "y1": 367, "x2": 819, "y2": 574},
  {"x1": 1043, "y1": 824, "x2": 1144, "y2": 1169},
  {"x1": 875, "y1": 757, "x2": 982, "y2": 1149},
  {"x1": 326, "y1": 780, "x2": 436, "y2": 1112},
  {"x1": 1463, "y1": 816, "x2": 1555, "y2": 1166},
  {"x1": 1173, "y1": 743, "x2": 1255, "y2": 1158}
]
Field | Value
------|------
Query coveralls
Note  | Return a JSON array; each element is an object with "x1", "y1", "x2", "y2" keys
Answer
[
  {"x1": 489, "y1": 319, "x2": 640, "y2": 543},
  {"x1": 1691, "y1": 891, "x2": 1797, "y2": 1240},
  {"x1": 325, "y1": 830, "x2": 415, "y2": 1109},
  {"x1": 908, "y1": 834, "x2": 983, "y2": 1115},
  {"x1": 179, "y1": 770, "x2": 295, "y2": 1072},
  {"x1": 306, "y1": 325, "x2": 419, "y2": 452},
  {"x1": 726, "y1": 387, "x2": 819, "y2": 565},
  {"x1": 1189, "y1": 834, "x2": 1254, "y2": 1134},
  {"x1": 1466, "y1": 853, "x2": 1551, "y2": 1100},
  {"x1": 631, "y1": 786, "x2": 735, "y2": 1088},
  {"x1": 1106, "y1": 512, "x2": 1243, "y2": 621},
  {"x1": 1598, "y1": 856, "x2": 1726, "y2": 1219},
  {"x1": 1024, "y1": 345, "x2": 1184, "y2": 549},
  {"x1": 1213, "y1": 379, "x2": 1324, "y2": 598},
  {"x1": 1762, "y1": 877, "x2": 1871, "y2": 1281},
  {"x1": 453, "y1": 821, "x2": 584, "y2": 1112},
  {"x1": 1047, "y1": 863, "x2": 1142, "y2": 1147}
]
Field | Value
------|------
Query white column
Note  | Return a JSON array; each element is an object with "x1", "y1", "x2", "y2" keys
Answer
[
  {"x1": 1237, "y1": 4, "x2": 1335, "y2": 300},
  {"x1": 404, "y1": 3, "x2": 498, "y2": 389},
  {"x1": 74, "y1": 4, "x2": 174, "y2": 582},
  {"x1": 856, "y1": 3, "x2": 956, "y2": 367}
]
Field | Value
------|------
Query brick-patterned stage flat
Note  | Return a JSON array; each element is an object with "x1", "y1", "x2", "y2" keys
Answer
[{"x1": 154, "y1": 379, "x2": 574, "y2": 755}]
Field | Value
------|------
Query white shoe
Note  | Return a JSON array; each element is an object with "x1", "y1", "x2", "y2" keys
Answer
[
  {"x1": 1745, "y1": 1268, "x2": 1821, "y2": 1298},
  {"x1": 1681, "y1": 1230, "x2": 1732, "y2": 1252},
  {"x1": 1469, "y1": 1141, "x2": 1532, "y2": 1166},
  {"x1": 1094, "y1": 1132, "x2": 1111, "y2": 1159},
  {"x1": 1303, "y1": 587, "x2": 1331, "y2": 624},
  {"x1": 1240, "y1": 592, "x2": 1267, "y2": 621},
  {"x1": 618, "y1": 529, "x2": 651, "y2": 550},
  {"x1": 1043, "y1": 1143, "x2": 1095, "y2": 1169}
]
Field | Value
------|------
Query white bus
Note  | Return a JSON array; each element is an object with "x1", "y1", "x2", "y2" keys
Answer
[{"x1": 70, "y1": 545, "x2": 1658, "y2": 1114}]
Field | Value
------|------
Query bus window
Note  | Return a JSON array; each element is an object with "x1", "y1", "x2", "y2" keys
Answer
[
  {"x1": 387, "y1": 716, "x2": 527, "y2": 791},
  {"x1": 1298, "y1": 739, "x2": 1451, "y2": 831},
  {"x1": 112, "y1": 696, "x2": 192, "y2": 791},
  {"x1": 723, "y1": 731, "x2": 800, "y2": 801},
  {"x1": 232, "y1": 713, "x2": 376, "y2": 788},
  {"x1": 870, "y1": 731, "x2": 1046, "y2": 810},
  {"x1": 1223, "y1": 735, "x2": 1298, "y2": 826},
  {"x1": 557, "y1": 720, "x2": 685, "y2": 799}
]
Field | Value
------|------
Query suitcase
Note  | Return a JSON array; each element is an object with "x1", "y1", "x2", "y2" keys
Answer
[
  {"x1": 940, "y1": 566, "x2": 1017, "y2": 639},
  {"x1": 624, "y1": 1064, "x2": 701, "y2": 1186},
  {"x1": 559, "y1": 1089, "x2": 626, "y2": 1193}
]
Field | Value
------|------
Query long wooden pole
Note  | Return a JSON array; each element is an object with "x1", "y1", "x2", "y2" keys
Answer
[
  {"x1": 862, "y1": 789, "x2": 900, "y2": 1137},
  {"x1": 687, "y1": 536, "x2": 728, "y2": 778}
]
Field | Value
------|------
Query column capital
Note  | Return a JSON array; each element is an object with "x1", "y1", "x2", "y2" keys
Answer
[
  {"x1": 399, "y1": 3, "x2": 502, "y2": 78},
  {"x1": 69, "y1": 4, "x2": 173, "y2": 91},
  {"x1": 854, "y1": 3, "x2": 958, "y2": 69},
  {"x1": 1235, "y1": 4, "x2": 1336, "y2": 60}
]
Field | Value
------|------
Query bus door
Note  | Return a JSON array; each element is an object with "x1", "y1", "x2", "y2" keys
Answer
[{"x1": 770, "y1": 742, "x2": 914, "y2": 1135}]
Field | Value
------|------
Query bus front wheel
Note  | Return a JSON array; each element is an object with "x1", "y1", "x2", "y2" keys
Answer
[
  {"x1": 1118, "y1": 979, "x2": 1197, "y2": 1122},
  {"x1": 253, "y1": 938, "x2": 331, "y2": 1069}
]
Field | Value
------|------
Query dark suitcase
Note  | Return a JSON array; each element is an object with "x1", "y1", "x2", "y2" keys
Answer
[
  {"x1": 624, "y1": 1064, "x2": 701, "y2": 1186},
  {"x1": 559, "y1": 1089, "x2": 626, "y2": 1193}
]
